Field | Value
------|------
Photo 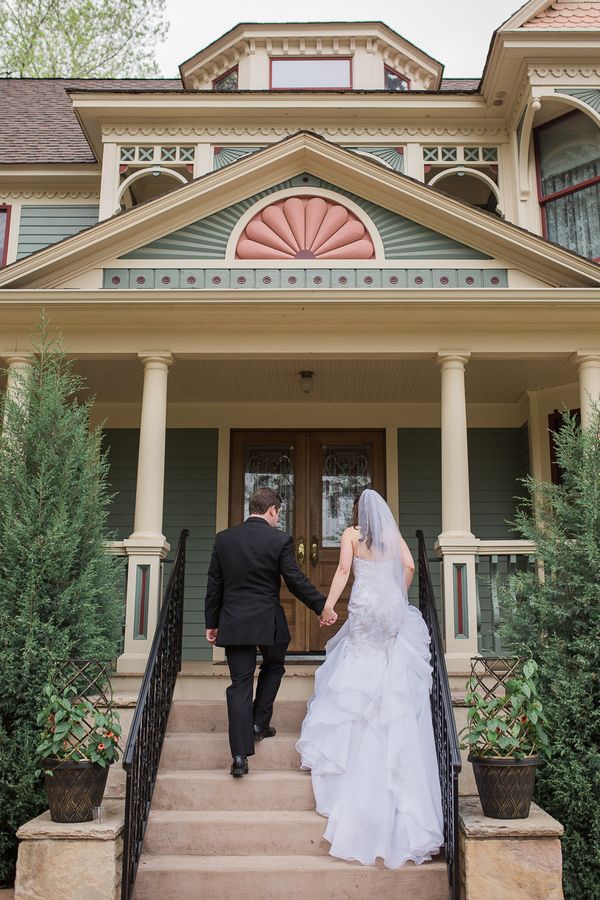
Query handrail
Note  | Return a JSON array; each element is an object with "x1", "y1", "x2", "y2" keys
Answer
[
  {"x1": 121, "y1": 529, "x2": 189, "y2": 900},
  {"x1": 416, "y1": 530, "x2": 462, "y2": 900}
]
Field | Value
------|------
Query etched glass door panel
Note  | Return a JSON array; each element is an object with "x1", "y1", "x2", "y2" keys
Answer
[
  {"x1": 308, "y1": 431, "x2": 386, "y2": 652},
  {"x1": 322, "y1": 444, "x2": 371, "y2": 547},
  {"x1": 243, "y1": 445, "x2": 294, "y2": 535}
]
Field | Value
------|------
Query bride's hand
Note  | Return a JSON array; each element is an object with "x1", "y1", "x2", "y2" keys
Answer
[{"x1": 319, "y1": 604, "x2": 337, "y2": 627}]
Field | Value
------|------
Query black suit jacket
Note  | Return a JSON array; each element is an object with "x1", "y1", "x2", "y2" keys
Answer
[{"x1": 204, "y1": 517, "x2": 326, "y2": 646}]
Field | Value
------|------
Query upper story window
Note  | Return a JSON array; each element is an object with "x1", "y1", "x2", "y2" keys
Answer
[
  {"x1": 213, "y1": 66, "x2": 238, "y2": 91},
  {"x1": 270, "y1": 57, "x2": 352, "y2": 90},
  {"x1": 535, "y1": 110, "x2": 600, "y2": 260},
  {"x1": 384, "y1": 66, "x2": 409, "y2": 91},
  {"x1": 0, "y1": 205, "x2": 10, "y2": 267}
]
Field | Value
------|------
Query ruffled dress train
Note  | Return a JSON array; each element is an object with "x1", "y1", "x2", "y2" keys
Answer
[{"x1": 296, "y1": 557, "x2": 444, "y2": 869}]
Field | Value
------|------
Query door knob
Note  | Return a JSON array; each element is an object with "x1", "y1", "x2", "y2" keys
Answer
[
  {"x1": 310, "y1": 536, "x2": 319, "y2": 567},
  {"x1": 297, "y1": 536, "x2": 306, "y2": 568}
]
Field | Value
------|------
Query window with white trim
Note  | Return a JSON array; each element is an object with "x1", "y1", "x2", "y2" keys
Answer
[
  {"x1": 270, "y1": 57, "x2": 352, "y2": 90},
  {"x1": 0, "y1": 205, "x2": 10, "y2": 267}
]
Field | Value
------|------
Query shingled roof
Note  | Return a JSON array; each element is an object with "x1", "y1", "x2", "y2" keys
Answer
[
  {"x1": 522, "y1": 0, "x2": 600, "y2": 28},
  {"x1": 0, "y1": 76, "x2": 480, "y2": 165},
  {"x1": 0, "y1": 78, "x2": 181, "y2": 164}
]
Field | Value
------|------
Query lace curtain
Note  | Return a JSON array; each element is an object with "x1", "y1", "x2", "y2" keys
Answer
[{"x1": 543, "y1": 159, "x2": 600, "y2": 259}]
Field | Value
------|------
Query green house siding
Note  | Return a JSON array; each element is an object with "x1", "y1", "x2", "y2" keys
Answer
[
  {"x1": 105, "y1": 428, "x2": 218, "y2": 661},
  {"x1": 397, "y1": 429, "x2": 443, "y2": 620},
  {"x1": 468, "y1": 426, "x2": 530, "y2": 650},
  {"x1": 398, "y1": 426, "x2": 530, "y2": 630},
  {"x1": 17, "y1": 205, "x2": 99, "y2": 258},
  {"x1": 123, "y1": 173, "x2": 490, "y2": 261},
  {"x1": 467, "y1": 426, "x2": 529, "y2": 539}
]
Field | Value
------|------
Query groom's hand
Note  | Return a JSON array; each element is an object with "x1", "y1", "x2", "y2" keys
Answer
[
  {"x1": 206, "y1": 628, "x2": 218, "y2": 644},
  {"x1": 319, "y1": 606, "x2": 337, "y2": 627}
]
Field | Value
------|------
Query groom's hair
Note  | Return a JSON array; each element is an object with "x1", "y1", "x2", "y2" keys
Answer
[{"x1": 248, "y1": 487, "x2": 283, "y2": 514}]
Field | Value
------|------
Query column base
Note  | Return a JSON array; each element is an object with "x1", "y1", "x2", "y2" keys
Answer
[
  {"x1": 444, "y1": 650, "x2": 481, "y2": 675},
  {"x1": 115, "y1": 652, "x2": 154, "y2": 675}
]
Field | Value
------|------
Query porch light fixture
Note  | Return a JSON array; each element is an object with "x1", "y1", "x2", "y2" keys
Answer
[{"x1": 299, "y1": 370, "x2": 314, "y2": 394}]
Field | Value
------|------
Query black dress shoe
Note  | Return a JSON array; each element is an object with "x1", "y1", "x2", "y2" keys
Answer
[
  {"x1": 230, "y1": 755, "x2": 248, "y2": 777},
  {"x1": 253, "y1": 724, "x2": 277, "y2": 741}
]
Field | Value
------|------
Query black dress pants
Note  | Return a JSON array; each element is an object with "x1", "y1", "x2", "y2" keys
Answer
[{"x1": 224, "y1": 640, "x2": 288, "y2": 758}]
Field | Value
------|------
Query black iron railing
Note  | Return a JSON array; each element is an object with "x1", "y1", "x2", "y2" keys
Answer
[
  {"x1": 121, "y1": 529, "x2": 189, "y2": 900},
  {"x1": 416, "y1": 530, "x2": 462, "y2": 900}
]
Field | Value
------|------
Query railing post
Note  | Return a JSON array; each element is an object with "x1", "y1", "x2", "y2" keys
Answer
[
  {"x1": 121, "y1": 528, "x2": 188, "y2": 900},
  {"x1": 416, "y1": 530, "x2": 461, "y2": 900}
]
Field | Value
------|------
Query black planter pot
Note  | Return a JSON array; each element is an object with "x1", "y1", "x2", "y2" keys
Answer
[
  {"x1": 468, "y1": 753, "x2": 539, "y2": 819},
  {"x1": 42, "y1": 758, "x2": 110, "y2": 823}
]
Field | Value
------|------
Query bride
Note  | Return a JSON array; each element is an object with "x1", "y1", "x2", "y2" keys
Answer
[{"x1": 296, "y1": 489, "x2": 443, "y2": 868}]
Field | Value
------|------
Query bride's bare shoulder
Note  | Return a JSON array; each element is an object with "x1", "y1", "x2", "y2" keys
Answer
[{"x1": 342, "y1": 525, "x2": 360, "y2": 545}]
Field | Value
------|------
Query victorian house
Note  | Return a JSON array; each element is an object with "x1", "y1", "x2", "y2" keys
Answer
[{"x1": 2, "y1": 3, "x2": 597, "y2": 896}]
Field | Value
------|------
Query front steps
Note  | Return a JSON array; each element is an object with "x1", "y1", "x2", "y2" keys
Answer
[{"x1": 133, "y1": 700, "x2": 448, "y2": 900}]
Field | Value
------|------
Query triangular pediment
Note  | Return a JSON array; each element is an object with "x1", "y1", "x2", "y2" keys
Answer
[
  {"x1": 0, "y1": 131, "x2": 599, "y2": 291},
  {"x1": 122, "y1": 173, "x2": 490, "y2": 264}
]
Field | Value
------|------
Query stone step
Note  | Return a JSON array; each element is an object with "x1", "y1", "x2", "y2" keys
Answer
[
  {"x1": 143, "y1": 809, "x2": 329, "y2": 856},
  {"x1": 134, "y1": 854, "x2": 448, "y2": 900},
  {"x1": 152, "y1": 770, "x2": 315, "y2": 811},
  {"x1": 160, "y1": 733, "x2": 301, "y2": 771},
  {"x1": 167, "y1": 699, "x2": 308, "y2": 734}
]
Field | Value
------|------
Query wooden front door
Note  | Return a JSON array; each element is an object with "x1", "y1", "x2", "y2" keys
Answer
[{"x1": 229, "y1": 430, "x2": 386, "y2": 652}]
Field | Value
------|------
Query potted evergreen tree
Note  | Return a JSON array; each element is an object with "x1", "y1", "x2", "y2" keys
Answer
[
  {"x1": 35, "y1": 683, "x2": 122, "y2": 823},
  {"x1": 0, "y1": 322, "x2": 124, "y2": 881},
  {"x1": 460, "y1": 657, "x2": 551, "y2": 819}
]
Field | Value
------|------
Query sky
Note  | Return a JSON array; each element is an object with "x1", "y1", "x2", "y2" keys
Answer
[{"x1": 158, "y1": 1, "x2": 523, "y2": 79}]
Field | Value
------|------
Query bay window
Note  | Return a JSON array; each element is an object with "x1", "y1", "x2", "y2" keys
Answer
[{"x1": 535, "y1": 110, "x2": 600, "y2": 260}]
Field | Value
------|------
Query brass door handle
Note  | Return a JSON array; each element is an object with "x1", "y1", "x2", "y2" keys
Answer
[
  {"x1": 297, "y1": 536, "x2": 306, "y2": 568},
  {"x1": 310, "y1": 536, "x2": 319, "y2": 567}
]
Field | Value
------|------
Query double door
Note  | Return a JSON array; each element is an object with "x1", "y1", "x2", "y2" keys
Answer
[{"x1": 229, "y1": 430, "x2": 385, "y2": 651}]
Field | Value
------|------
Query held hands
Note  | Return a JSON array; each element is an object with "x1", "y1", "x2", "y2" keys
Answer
[
  {"x1": 206, "y1": 628, "x2": 218, "y2": 644},
  {"x1": 319, "y1": 604, "x2": 337, "y2": 628}
]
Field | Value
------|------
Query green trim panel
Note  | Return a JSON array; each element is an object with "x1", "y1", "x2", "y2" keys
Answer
[
  {"x1": 17, "y1": 205, "x2": 99, "y2": 259},
  {"x1": 105, "y1": 428, "x2": 218, "y2": 661},
  {"x1": 122, "y1": 173, "x2": 490, "y2": 261},
  {"x1": 103, "y1": 266, "x2": 507, "y2": 290}
]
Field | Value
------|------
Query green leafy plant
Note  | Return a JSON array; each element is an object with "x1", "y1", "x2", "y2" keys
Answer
[
  {"x1": 498, "y1": 406, "x2": 600, "y2": 899},
  {"x1": 460, "y1": 659, "x2": 551, "y2": 760},
  {"x1": 0, "y1": 320, "x2": 124, "y2": 884},
  {"x1": 34, "y1": 684, "x2": 121, "y2": 776}
]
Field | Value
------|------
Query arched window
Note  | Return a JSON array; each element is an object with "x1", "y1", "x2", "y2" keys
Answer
[
  {"x1": 535, "y1": 110, "x2": 600, "y2": 260},
  {"x1": 429, "y1": 169, "x2": 499, "y2": 214}
]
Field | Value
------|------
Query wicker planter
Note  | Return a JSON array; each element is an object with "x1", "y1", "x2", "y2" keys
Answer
[
  {"x1": 468, "y1": 753, "x2": 539, "y2": 819},
  {"x1": 42, "y1": 758, "x2": 110, "y2": 823}
]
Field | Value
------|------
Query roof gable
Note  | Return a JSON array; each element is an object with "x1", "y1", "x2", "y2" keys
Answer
[
  {"x1": 0, "y1": 131, "x2": 598, "y2": 290},
  {"x1": 124, "y1": 173, "x2": 489, "y2": 262}
]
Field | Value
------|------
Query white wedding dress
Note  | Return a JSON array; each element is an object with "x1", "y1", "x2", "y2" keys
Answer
[{"x1": 296, "y1": 491, "x2": 443, "y2": 869}]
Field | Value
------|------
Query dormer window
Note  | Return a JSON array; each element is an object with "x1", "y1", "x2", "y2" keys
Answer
[
  {"x1": 213, "y1": 66, "x2": 238, "y2": 91},
  {"x1": 384, "y1": 66, "x2": 410, "y2": 91},
  {"x1": 270, "y1": 57, "x2": 352, "y2": 90}
]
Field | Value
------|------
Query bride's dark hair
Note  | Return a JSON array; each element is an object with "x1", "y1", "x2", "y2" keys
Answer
[{"x1": 351, "y1": 492, "x2": 372, "y2": 550}]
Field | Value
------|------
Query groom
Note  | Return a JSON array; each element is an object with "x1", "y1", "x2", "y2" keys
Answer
[{"x1": 204, "y1": 487, "x2": 336, "y2": 777}]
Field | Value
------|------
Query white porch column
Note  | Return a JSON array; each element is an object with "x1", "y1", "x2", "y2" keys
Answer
[
  {"x1": 575, "y1": 351, "x2": 600, "y2": 429},
  {"x1": 118, "y1": 353, "x2": 173, "y2": 673},
  {"x1": 2, "y1": 353, "x2": 32, "y2": 432},
  {"x1": 436, "y1": 352, "x2": 479, "y2": 673}
]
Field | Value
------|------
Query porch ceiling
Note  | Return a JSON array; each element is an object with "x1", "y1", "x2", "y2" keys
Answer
[{"x1": 72, "y1": 356, "x2": 579, "y2": 405}]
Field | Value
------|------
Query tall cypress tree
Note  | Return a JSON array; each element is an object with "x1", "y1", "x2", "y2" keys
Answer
[
  {"x1": 0, "y1": 324, "x2": 123, "y2": 883},
  {"x1": 499, "y1": 408, "x2": 600, "y2": 899}
]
